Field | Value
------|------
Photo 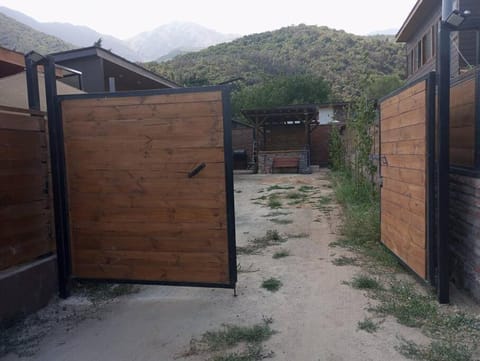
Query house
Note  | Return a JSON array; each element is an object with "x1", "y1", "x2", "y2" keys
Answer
[
  {"x1": 397, "y1": 0, "x2": 480, "y2": 83},
  {"x1": 50, "y1": 46, "x2": 179, "y2": 92},
  {"x1": 0, "y1": 46, "x2": 83, "y2": 110}
]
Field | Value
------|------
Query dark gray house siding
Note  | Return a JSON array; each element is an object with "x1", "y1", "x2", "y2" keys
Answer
[{"x1": 398, "y1": 0, "x2": 479, "y2": 84}]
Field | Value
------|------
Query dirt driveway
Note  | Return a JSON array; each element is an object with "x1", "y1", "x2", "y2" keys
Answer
[{"x1": 2, "y1": 170, "x2": 424, "y2": 361}]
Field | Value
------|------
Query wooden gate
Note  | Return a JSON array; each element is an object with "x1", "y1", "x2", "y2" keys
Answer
[
  {"x1": 56, "y1": 87, "x2": 236, "y2": 289},
  {"x1": 379, "y1": 74, "x2": 436, "y2": 281}
]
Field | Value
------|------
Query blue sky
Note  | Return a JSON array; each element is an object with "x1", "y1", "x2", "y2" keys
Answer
[{"x1": 0, "y1": 0, "x2": 418, "y2": 39}]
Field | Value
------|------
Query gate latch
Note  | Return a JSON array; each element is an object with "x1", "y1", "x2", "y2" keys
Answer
[
  {"x1": 369, "y1": 154, "x2": 388, "y2": 166},
  {"x1": 188, "y1": 163, "x2": 206, "y2": 178}
]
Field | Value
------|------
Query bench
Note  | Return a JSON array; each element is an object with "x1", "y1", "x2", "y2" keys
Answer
[{"x1": 272, "y1": 157, "x2": 300, "y2": 173}]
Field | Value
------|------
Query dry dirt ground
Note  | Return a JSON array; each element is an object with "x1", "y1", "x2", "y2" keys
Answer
[{"x1": 3, "y1": 170, "x2": 431, "y2": 361}]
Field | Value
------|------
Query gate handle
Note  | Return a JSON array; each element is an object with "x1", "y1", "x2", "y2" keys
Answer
[{"x1": 188, "y1": 163, "x2": 206, "y2": 178}]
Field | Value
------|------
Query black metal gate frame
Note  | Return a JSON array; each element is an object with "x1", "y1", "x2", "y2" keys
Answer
[
  {"x1": 379, "y1": 72, "x2": 449, "y2": 303},
  {"x1": 26, "y1": 54, "x2": 237, "y2": 298}
]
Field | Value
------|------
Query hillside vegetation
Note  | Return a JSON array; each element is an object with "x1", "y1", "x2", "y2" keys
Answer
[
  {"x1": 0, "y1": 13, "x2": 73, "y2": 54},
  {"x1": 145, "y1": 25, "x2": 405, "y2": 100}
]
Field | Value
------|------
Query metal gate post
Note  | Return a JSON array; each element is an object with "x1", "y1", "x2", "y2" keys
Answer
[
  {"x1": 436, "y1": 4, "x2": 452, "y2": 304},
  {"x1": 44, "y1": 56, "x2": 72, "y2": 299}
]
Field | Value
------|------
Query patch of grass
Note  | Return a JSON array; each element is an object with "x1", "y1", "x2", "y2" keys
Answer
[
  {"x1": 374, "y1": 281, "x2": 437, "y2": 328},
  {"x1": 287, "y1": 232, "x2": 309, "y2": 239},
  {"x1": 298, "y1": 185, "x2": 315, "y2": 193},
  {"x1": 357, "y1": 318, "x2": 379, "y2": 333},
  {"x1": 212, "y1": 344, "x2": 274, "y2": 361},
  {"x1": 350, "y1": 275, "x2": 382, "y2": 290},
  {"x1": 267, "y1": 185, "x2": 294, "y2": 191},
  {"x1": 251, "y1": 195, "x2": 267, "y2": 201},
  {"x1": 261, "y1": 278, "x2": 283, "y2": 292},
  {"x1": 267, "y1": 194, "x2": 282, "y2": 209},
  {"x1": 332, "y1": 256, "x2": 357, "y2": 266},
  {"x1": 186, "y1": 318, "x2": 276, "y2": 361},
  {"x1": 262, "y1": 211, "x2": 291, "y2": 218},
  {"x1": 237, "y1": 230, "x2": 286, "y2": 255},
  {"x1": 317, "y1": 195, "x2": 333, "y2": 205},
  {"x1": 331, "y1": 170, "x2": 480, "y2": 360},
  {"x1": 286, "y1": 191, "x2": 305, "y2": 200},
  {"x1": 268, "y1": 218, "x2": 293, "y2": 225},
  {"x1": 273, "y1": 250, "x2": 290, "y2": 259},
  {"x1": 397, "y1": 339, "x2": 473, "y2": 361}
]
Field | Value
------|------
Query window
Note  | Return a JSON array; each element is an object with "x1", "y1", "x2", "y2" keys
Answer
[
  {"x1": 410, "y1": 50, "x2": 414, "y2": 74},
  {"x1": 417, "y1": 42, "x2": 422, "y2": 69},
  {"x1": 423, "y1": 31, "x2": 433, "y2": 64}
]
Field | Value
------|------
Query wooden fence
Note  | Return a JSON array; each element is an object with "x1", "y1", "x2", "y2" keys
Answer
[
  {"x1": 450, "y1": 69, "x2": 478, "y2": 168},
  {"x1": 0, "y1": 106, "x2": 53, "y2": 270}
]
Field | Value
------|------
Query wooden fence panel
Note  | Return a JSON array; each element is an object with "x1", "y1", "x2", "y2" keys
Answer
[
  {"x1": 0, "y1": 108, "x2": 53, "y2": 270},
  {"x1": 380, "y1": 79, "x2": 430, "y2": 279},
  {"x1": 61, "y1": 89, "x2": 235, "y2": 286},
  {"x1": 450, "y1": 74, "x2": 477, "y2": 167}
]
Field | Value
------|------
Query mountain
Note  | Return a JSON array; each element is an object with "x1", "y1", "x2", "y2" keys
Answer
[
  {"x1": 127, "y1": 22, "x2": 239, "y2": 62},
  {"x1": 0, "y1": 6, "x2": 140, "y2": 61},
  {"x1": 145, "y1": 24, "x2": 406, "y2": 100},
  {"x1": 0, "y1": 12, "x2": 73, "y2": 54},
  {"x1": 0, "y1": 6, "x2": 238, "y2": 61}
]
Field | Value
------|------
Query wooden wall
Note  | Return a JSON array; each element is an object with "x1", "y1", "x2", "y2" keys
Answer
[
  {"x1": 380, "y1": 80, "x2": 428, "y2": 279},
  {"x1": 0, "y1": 107, "x2": 53, "y2": 270},
  {"x1": 310, "y1": 125, "x2": 331, "y2": 166},
  {"x1": 450, "y1": 73, "x2": 477, "y2": 168},
  {"x1": 265, "y1": 125, "x2": 305, "y2": 151},
  {"x1": 61, "y1": 91, "x2": 232, "y2": 284}
]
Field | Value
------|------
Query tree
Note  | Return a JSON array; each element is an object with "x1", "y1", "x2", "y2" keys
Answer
[
  {"x1": 232, "y1": 75, "x2": 331, "y2": 117},
  {"x1": 365, "y1": 74, "x2": 403, "y2": 100}
]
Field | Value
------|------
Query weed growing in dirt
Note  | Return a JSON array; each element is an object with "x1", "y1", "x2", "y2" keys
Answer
[
  {"x1": 273, "y1": 250, "x2": 290, "y2": 259},
  {"x1": 267, "y1": 194, "x2": 283, "y2": 209},
  {"x1": 287, "y1": 233, "x2": 309, "y2": 239},
  {"x1": 317, "y1": 195, "x2": 333, "y2": 205},
  {"x1": 350, "y1": 275, "x2": 382, "y2": 290},
  {"x1": 373, "y1": 281, "x2": 437, "y2": 328},
  {"x1": 298, "y1": 185, "x2": 315, "y2": 193},
  {"x1": 286, "y1": 191, "x2": 305, "y2": 200},
  {"x1": 185, "y1": 317, "x2": 276, "y2": 361},
  {"x1": 267, "y1": 185, "x2": 294, "y2": 191},
  {"x1": 261, "y1": 278, "x2": 283, "y2": 292},
  {"x1": 331, "y1": 170, "x2": 480, "y2": 360},
  {"x1": 397, "y1": 339, "x2": 473, "y2": 361},
  {"x1": 262, "y1": 211, "x2": 291, "y2": 218},
  {"x1": 237, "y1": 230, "x2": 286, "y2": 255},
  {"x1": 268, "y1": 218, "x2": 293, "y2": 225},
  {"x1": 357, "y1": 318, "x2": 379, "y2": 333},
  {"x1": 332, "y1": 256, "x2": 357, "y2": 266}
]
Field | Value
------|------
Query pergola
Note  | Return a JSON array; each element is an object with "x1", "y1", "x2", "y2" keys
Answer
[{"x1": 241, "y1": 104, "x2": 320, "y2": 156}]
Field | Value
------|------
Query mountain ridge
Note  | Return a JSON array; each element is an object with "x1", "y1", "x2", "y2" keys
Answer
[
  {"x1": 145, "y1": 24, "x2": 406, "y2": 100},
  {"x1": 0, "y1": 6, "x2": 238, "y2": 61}
]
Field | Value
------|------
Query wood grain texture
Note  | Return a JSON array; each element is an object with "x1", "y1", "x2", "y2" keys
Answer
[
  {"x1": 450, "y1": 77, "x2": 476, "y2": 167},
  {"x1": 380, "y1": 80, "x2": 427, "y2": 279},
  {"x1": 0, "y1": 111, "x2": 52, "y2": 270},
  {"x1": 62, "y1": 91, "x2": 231, "y2": 284}
]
